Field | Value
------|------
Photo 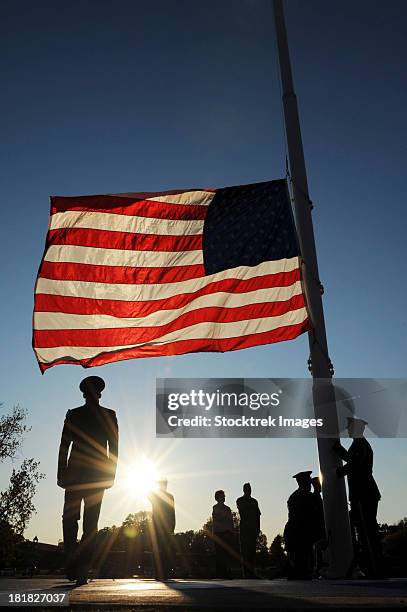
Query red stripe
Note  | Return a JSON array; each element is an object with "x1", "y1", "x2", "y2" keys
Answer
[
  {"x1": 34, "y1": 295, "x2": 306, "y2": 348},
  {"x1": 35, "y1": 269, "x2": 301, "y2": 318},
  {"x1": 47, "y1": 228, "x2": 203, "y2": 252},
  {"x1": 52, "y1": 200, "x2": 208, "y2": 220},
  {"x1": 51, "y1": 191, "x2": 215, "y2": 214},
  {"x1": 37, "y1": 319, "x2": 311, "y2": 372},
  {"x1": 39, "y1": 261, "x2": 205, "y2": 284}
]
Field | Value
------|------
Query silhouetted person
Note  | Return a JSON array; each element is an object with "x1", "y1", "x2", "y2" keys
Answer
[
  {"x1": 212, "y1": 490, "x2": 235, "y2": 579},
  {"x1": 283, "y1": 471, "x2": 316, "y2": 580},
  {"x1": 333, "y1": 417, "x2": 384, "y2": 577},
  {"x1": 57, "y1": 376, "x2": 118, "y2": 585},
  {"x1": 149, "y1": 479, "x2": 175, "y2": 580},
  {"x1": 311, "y1": 476, "x2": 326, "y2": 576},
  {"x1": 236, "y1": 482, "x2": 261, "y2": 578}
]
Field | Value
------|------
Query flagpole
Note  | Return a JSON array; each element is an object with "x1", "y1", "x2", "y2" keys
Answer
[{"x1": 272, "y1": 0, "x2": 353, "y2": 577}]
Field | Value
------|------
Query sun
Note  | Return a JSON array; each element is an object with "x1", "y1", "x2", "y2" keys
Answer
[{"x1": 123, "y1": 456, "x2": 159, "y2": 502}]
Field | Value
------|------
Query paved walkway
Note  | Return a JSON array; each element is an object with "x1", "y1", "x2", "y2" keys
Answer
[{"x1": 1, "y1": 577, "x2": 406, "y2": 609}]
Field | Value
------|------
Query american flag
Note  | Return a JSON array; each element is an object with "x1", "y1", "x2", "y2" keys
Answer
[{"x1": 33, "y1": 179, "x2": 310, "y2": 372}]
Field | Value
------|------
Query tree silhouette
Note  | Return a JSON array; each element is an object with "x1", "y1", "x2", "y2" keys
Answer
[
  {"x1": 0, "y1": 404, "x2": 44, "y2": 568},
  {"x1": 0, "y1": 459, "x2": 45, "y2": 535},
  {"x1": 381, "y1": 518, "x2": 407, "y2": 576},
  {"x1": 256, "y1": 531, "x2": 268, "y2": 553},
  {"x1": 0, "y1": 404, "x2": 29, "y2": 462},
  {"x1": 0, "y1": 405, "x2": 44, "y2": 543},
  {"x1": 269, "y1": 534, "x2": 288, "y2": 576},
  {"x1": 121, "y1": 511, "x2": 150, "y2": 539},
  {"x1": 0, "y1": 519, "x2": 23, "y2": 566}
]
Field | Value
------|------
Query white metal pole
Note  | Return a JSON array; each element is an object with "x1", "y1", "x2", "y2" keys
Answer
[{"x1": 272, "y1": 0, "x2": 353, "y2": 577}]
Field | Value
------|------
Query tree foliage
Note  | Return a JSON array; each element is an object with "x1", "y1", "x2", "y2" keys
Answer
[
  {"x1": 269, "y1": 535, "x2": 287, "y2": 565},
  {"x1": 256, "y1": 531, "x2": 268, "y2": 553},
  {"x1": 0, "y1": 405, "x2": 45, "y2": 541},
  {"x1": 0, "y1": 519, "x2": 24, "y2": 566},
  {"x1": 121, "y1": 511, "x2": 150, "y2": 537},
  {"x1": 0, "y1": 458, "x2": 45, "y2": 535},
  {"x1": 0, "y1": 404, "x2": 29, "y2": 463},
  {"x1": 381, "y1": 518, "x2": 407, "y2": 575},
  {"x1": 94, "y1": 511, "x2": 407, "y2": 579}
]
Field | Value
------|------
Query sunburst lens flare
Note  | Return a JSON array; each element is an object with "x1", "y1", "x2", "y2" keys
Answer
[{"x1": 123, "y1": 457, "x2": 159, "y2": 501}]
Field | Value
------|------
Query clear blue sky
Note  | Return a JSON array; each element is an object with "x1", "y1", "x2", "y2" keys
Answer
[{"x1": 0, "y1": 0, "x2": 406, "y2": 544}]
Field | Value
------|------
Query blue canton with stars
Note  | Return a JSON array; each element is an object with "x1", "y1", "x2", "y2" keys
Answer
[{"x1": 202, "y1": 179, "x2": 298, "y2": 275}]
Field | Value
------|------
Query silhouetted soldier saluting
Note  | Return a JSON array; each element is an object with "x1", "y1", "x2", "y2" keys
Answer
[
  {"x1": 149, "y1": 479, "x2": 175, "y2": 580},
  {"x1": 283, "y1": 471, "x2": 315, "y2": 580},
  {"x1": 57, "y1": 376, "x2": 118, "y2": 585},
  {"x1": 311, "y1": 476, "x2": 326, "y2": 576},
  {"x1": 333, "y1": 417, "x2": 384, "y2": 577},
  {"x1": 236, "y1": 482, "x2": 261, "y2": 578}
]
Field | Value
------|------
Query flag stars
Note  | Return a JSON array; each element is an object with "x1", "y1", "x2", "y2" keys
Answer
[{"x1": 203, "y1": 180, "x2": 298, "y2": 275}]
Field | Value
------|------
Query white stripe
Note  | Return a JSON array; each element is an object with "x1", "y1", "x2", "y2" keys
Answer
[
  {"x1": 44, "y1": 245, "x2": 203, "y2": 268},
  {"x1": 34, "y1": 281, "x2": 304, "y2": 330},
  {"x1": 111, "y1": 190, "x2": 215, "y2": 206},
  {"x1": 144, "y1": 191, "x2": 215, "y2": 206},
  {"x1": 34, "y1": 307, "x2": 308, "y2": 363},
  {"x1": 49, "y1": 211, "x2": 204, "y2": 236},
  {"x1": 36, "y1": 257, "x2": 300, "y2": 302}
]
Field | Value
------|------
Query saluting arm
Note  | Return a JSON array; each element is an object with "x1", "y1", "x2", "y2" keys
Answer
[
  {"x1": 57, "y1": 412, "x2": 72, "y2": 485},
  {"x1": 341, "y1": 443, "x2": 363, "y2": 475},
  {"x1": 108, "y1": 412, "x2": 119, "y2": 480},
  {"x1": 256, "y1": 501, "x2": 261, "y2": 533},
  {"x1": 332, "y1": 439, "x2": 349, "y2": 461},
  {"x1": 169, "y1": 497, "x2": 176, "y2": 533}
]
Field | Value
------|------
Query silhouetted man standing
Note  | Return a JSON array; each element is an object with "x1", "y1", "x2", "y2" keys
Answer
[
  {"x1": 236, "y1": 482, "x2": 261, "y2": 578},
  {"x1": 57, "y1": 376, "x2": 118, "y2": 585},
  {"x1": 149, "y1": 479, "x2": 175, "y2": 580},
  {"x1": 212, "y1": 490, "x2": 235, "y2": 579},
  {"x1": 333, "y1": 417, "x2": 383, "y2": 577},
  {"x1": 284, "y1": 471, "x2": 316, "y2": 580}
]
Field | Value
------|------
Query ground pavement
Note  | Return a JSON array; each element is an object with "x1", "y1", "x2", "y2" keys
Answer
[{"x1": 0, "y1": 577, "x2": 406, "y2": 610}]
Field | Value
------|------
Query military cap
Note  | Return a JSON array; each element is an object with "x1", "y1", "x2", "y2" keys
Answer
[
  {"x1": 347, "y1": 416, "x2": 368, "y2": 426},
  {"x1": 292, "y1": 470, "x2": 312, "y2": 481},
  {"x1": 79, "y1": 376, "x2": 105, "y2": 393}
]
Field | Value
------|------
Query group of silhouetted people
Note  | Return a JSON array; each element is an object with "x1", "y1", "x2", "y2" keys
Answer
[
  {"x1": 212, "y1": 483, "x2": 261, "y2": 579},
  {"x1": 283, "y1": 416, "x2": 385, "y2": 580},
  {"x1": 57, "y1": 377, "x2": 384, "y2": 585}
]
